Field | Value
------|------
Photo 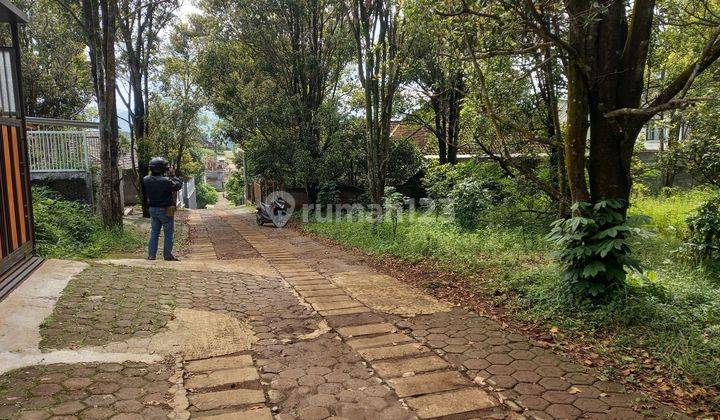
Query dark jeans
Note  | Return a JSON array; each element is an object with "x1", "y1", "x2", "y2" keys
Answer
[{"x1": 148, "y1": 207, "x2": 174, "y2": 259}]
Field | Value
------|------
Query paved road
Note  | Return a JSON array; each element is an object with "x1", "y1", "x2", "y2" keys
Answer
[{"x1": 0, "y1": 208, "x2": 687, "y2": 419}]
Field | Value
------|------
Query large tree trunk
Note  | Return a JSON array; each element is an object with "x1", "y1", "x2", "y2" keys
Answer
[
  {"x1": 432, "y1": 96, "x2": 447, "y2": 164},
  {"x1": 351, "y1": 0, "x2": 403, "y2": 215},
  {"x1": 446, "y1": 71, "x2": 463, "y2": 165},
  {"x1": 83, "y1": 0, "x2": 123, "y2": 227},
  {"x1": 563, "y1": 0, "x2": 654, "y2": 210}
]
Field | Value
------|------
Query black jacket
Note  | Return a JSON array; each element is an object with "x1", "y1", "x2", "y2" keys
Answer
[{"x1": 143, "y1": 175, "x2": 183, "y2": 208}]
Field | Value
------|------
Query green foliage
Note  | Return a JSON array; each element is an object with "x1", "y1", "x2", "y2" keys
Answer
[
  {"x1": 304, "y1": 188, "x2": 720, "y2": 394},
  {"x1": 630, "y1": 187, "x2": 714, "y2": 234},
  {"x1": 15, "y1": 0, "x2": 93, "y2": 118},
  {"x1": 450, "y1": 179, "x2": 492, "y2": 230},
  {"x1": 32, "y1": 187, "x2": 143, "y2": 258},
  {"x1": 679, "y1": 132, "x2": 720, "y2": 188},
  {"x1": 383, "y1": 187, "x2": 405, "y2": 235},
  {"x1": 386, "y1": 137, "x2": 424, "y2": 186},
  {"x1": 194, "y1": 0, "x2": 355, "y2": 189},
  {"x1": 196, "y1": 182, "x2": 219, "y2": 209},
  {"x1": 225, "y1": 171, "x2": 245, "y2": 206},
  {"x1": 683, "y1": 194, "x2": 720, "y2": 263},
  {"x1": 547, "y1": 200, "x2": 643, "y2": 300},
  {"x1": 318, "y1": 181, "x2": 341, "y2": 206},
  {"x1": 423, "y1": 161, "x2": 478, "y2": 199}
]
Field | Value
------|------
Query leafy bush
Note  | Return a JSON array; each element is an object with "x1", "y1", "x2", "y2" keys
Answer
[
  {"x1": 547, "y1": 199, "x2": 643, "y2": 300},
  {"x1": 683, "y1": 194, "x2": 720, "y2": 262},
  {"x1": 423, "y1": 161, "x2": 480, "y2": 200},
  {"x1": 318, "y1": 181, "x2": 341, "y2": 206},
  {"x1": 383, "y1": 187, "x2": 405, "y2": 235},
  {"x1": 32, "y1": 187, "x2": 143, "y2": 258},
  {"x1": 225, "y1": 171, "x2": 245, "y2": 206},
  {"x1": 196, "y1": 182, "x2": 219, "y2": 209},
  {"x1": 450, "y1": 179, "x2": 492, "y2": 230},
  {"x1": 386, "y1": 137, "x2": 424, "y2": 186}
]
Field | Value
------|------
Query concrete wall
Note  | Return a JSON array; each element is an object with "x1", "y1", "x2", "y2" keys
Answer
[
  {"x1": 122, "y1": 170, "x2": 140, "y2": 206},
  {"x1": 30, "y1": 172, "x2": 93, "y2": 205}
]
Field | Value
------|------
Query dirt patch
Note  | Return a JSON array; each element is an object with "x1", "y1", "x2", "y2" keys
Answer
[
  {"x1": 136, "y1": 308, "x2": 257, "y2": 360},
  {"x1": 330, "y1": 271, "x2": 452, "y2": 316}
]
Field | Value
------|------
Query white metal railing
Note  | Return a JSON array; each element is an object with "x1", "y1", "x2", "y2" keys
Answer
[{"x1": 27, "y1": 131, "x2": 90, "y2": 172}]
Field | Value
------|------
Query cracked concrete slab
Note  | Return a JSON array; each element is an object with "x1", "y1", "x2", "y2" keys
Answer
[
  {"x1": 2, "y1": 279, "x2": 255, "y2": 373},
  {"x1": 0, "y1": 259, "x2": 89, "y2": 373},
  {"x1": 330, "y1": 270, "x2": 452, "y2": 316}
]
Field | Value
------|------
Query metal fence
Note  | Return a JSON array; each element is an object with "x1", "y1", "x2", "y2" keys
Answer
[{"x1": 27, "y1": 131, "x2": 90, "y2": 172}]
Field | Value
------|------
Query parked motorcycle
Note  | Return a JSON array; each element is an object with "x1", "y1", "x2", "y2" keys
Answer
[{"x1": 256, "y1": 196, "x2": 290, "y2": 228}]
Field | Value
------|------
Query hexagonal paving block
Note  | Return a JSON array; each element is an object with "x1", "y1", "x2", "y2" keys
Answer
[
  {"x1": 574, "y1": 397, "x2": 610, "y2": 413},
  {"x1": 538, "y1": 377, "x2": 570, "y2": 391},
  {"x1": 512, "y1": 370, "x2": 541, "y2": 383},
  {"x1": 486, "y1": 353, "x2": 514, "y2": 365},
  {"x1": 546, "y1": 403, "x2": 581, "y2": 418},
  {"x1": 514, "y1": 382, "x2": 545, "y2": 396},
  {"x1": 517, "y1": 395, "x2": 550, "y2": 411},
  {"x1": 542, "y1": 390, "x2": 577, "y2": 404}
]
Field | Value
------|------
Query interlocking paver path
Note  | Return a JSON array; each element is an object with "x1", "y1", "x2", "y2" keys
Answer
[{"x1": 0, "y1": 206, "x2": 690, "y2": 419}]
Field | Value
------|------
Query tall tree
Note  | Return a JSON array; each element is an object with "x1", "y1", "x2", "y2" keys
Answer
[
  {"x1": 195, "y1": 0, "x2": 351, "y2": 202},
  {"x1": 57, "y1": 0, "x2": 122, "y2": 227},
  {"x1": 350, "y1": 0, "x2": 406, "y2": 209},
  {"x1": 156, "y1": 23, "x2": 203, "y2": 176},
  {"x1": 561, "y1": 0, "x2": 719, "y2": 207},
  {"x1": 441, "y1": 0, "x2": 720, "y2": 210},
  {"x1": 405, "y1": 0, "x2": 465, "y2": 164},
  {"x1": 17, "y1": 0, "x2": 93, "y2": 118},
  {"x1": 117, "y1": 0, "x2": 178, "y2": 216}
]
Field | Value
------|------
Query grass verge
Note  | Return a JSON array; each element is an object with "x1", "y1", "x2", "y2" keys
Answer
[{"x1": 303, "y1": 190, "x2": 720, "y2": 414}]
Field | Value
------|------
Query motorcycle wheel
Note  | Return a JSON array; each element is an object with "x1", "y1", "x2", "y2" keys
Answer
[
  {"x1": 272, "y1": 211, "x2": 289, "y2": 228},
  {"x1": 256, "y1": 214, "x2": 264, "y2": 226}
]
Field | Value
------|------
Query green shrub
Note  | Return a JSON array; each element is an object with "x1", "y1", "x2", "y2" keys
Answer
[
  {"x1": 450, "y1": 179, "x2": 491, "y2": 230},
  {"x1": 386, "y1": 137, "x2": 424, "y2": 186},
  {"x1": 32, "y1": 187, "x2": 143, "y2": 258},
  {"x1": 225, "y1": 171, "x2": 245, "y2": 206},
  {"x1": 196, "y1": 182, "x2": 219, "y2": 209},
  {"x1": 547, "y1": 199, "x2": 643, "y2": 300},
  {"x1": 422, "y1": 161, "x2": 482, "y2": 200},
  {"x1": 683, "y1": 194, "x2": 720, "y2": 262},
  {"x1": 383, "y1": 187, "x2": 405, "y2": 235},
  {"x1": 318, "y1": 181, "x2": 341, "y2": 206}
]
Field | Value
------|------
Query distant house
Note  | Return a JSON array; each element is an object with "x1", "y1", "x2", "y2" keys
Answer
[
  {"x1": 204, "y1": 155, "x2": 228, "y2": 191},
  {"x1": 389, "y1": 121, "x2": 478, "y2": 160},
  {"x1": 390, "y1": 121, "x2": 435, "y2": 153}
]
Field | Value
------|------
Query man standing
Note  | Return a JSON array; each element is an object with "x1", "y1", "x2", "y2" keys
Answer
[{"x1": 143, "y1": 157, "x2": 183, "y2": 261}]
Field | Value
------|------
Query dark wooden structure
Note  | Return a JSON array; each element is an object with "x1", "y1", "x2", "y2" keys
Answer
[{"x1": 0, "y1": 0, "x2": 41, "y2": 300}]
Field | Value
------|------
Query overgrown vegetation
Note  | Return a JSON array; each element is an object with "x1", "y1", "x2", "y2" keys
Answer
[
  {"x1": 196, "y1": 182, "x2": 219, "y2": 209},
  {"x1": 32, "y1": 187, "x2": 144, "y2": 259},
  {"x1": 547, "y1": 200, "x2": 642, "y2": 300},
  {"x1": 303, "y1": 161, "x2": 720, "y2": 412},
  {"x1": 225, "y1": 171, "x2": 245, "y2": 206}
]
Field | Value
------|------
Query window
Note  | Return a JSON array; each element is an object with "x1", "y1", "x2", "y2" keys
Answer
[{"x1": 0, "y1": 48, "x2": 17, "y2": 117}]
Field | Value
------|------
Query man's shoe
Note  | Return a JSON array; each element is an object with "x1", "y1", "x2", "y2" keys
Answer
[
  {"x1": 164, "y1": 255, "x2": 180, "y2": 261},
  {"x1": 148, "y1": 256, "x2": 156, "y2": 260}
]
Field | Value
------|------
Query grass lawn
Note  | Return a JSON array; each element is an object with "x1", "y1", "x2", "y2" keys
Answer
[
  {"x1": 303, "y1": 188, "x2": 720, "y2": 412},
  {"x1": 37, "y1": 223, "x2": 146, "y2": 260},
  {"x1": 33, "y1": 187, "x2": 147, "y2": 260}
]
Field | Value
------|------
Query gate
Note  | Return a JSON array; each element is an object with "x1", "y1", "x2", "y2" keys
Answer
[{"x1": 0, "y1": 7, "x2": 41, "y2": 300}]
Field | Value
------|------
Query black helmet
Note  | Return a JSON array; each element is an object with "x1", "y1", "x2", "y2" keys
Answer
[{"x1": 149, "y1": 157, "x2": 169, "y2": 175}]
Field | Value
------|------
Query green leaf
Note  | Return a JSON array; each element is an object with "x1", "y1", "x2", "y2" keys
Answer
[{"x1": 581, "y1": 261, "x2": 606, "y2": 278}]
